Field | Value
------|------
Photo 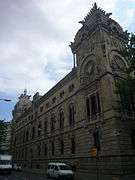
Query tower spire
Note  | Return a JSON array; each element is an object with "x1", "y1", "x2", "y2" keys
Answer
[
  {"x1": 93, "y1": 2, "x2": 97, "y2": 9},
  {"x1": 24, "y1": 89, "x2": 27, "y2": 95}
]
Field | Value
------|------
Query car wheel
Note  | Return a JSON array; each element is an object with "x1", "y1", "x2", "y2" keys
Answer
[
  {"x1": 57, "y1": 175, "x2": 62, "y2": 180},
  {"x1": 7, "y1": 171, "x2": 11, "y2": 175},
  {"x1": 46, "y1": 173, "x2": 50, "y2": 179}
]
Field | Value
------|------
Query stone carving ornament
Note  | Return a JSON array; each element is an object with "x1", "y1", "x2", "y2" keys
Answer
[
  {"x1": 85, "y1": 60, "x2": 95, "y2": 77},
  {"x1": 110, "y1": 54, "x2": 127, "y2": 72},
  {"x1": 79, "y1": 54, "x2": 97, "y2": 85}
]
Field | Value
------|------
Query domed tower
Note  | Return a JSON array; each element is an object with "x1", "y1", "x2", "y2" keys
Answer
[
  {"x1": 70, "y1": 2, "x2": 130, "y2": 123},
  {"x1": 70, "y1": 3, "x2": 128, "y2": 85},
  {"x1": 70, "y1": 3, "x2": 135, "y2": 175},
  {"x1": 70, "y1": 3, "x2": 130, "y2": 112},
  {"x1": 12, "y1": 89, "x2": 32, "y2": 122}
]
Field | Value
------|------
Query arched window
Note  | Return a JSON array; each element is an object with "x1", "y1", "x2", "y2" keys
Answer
[
  {"x1": 93, "y1": 129, "x2": 100, "y2": 151},
  {"x1": 26, "y1": 130, "x2": 29, "y2": 141},
  {"x1": 38, "y1": 122, "x2": 42, "y2": 137},
  {"x1": 59, "y1": 109, "x2": 64, "y2": 129},
  {"x1": 86, "y1": 92, "x2": 101, "y2": 118},
  {"x1": 23, "y1": 131, "x2": 25, "y2": 143},
  {"x1": 71, "y1": 137, "x2": 76, "y2": 154},
  {"x1": 69, "y1": 103, "x2": 75, "y2": 126},
  {"x1": 50, "y1": 114, "x2": 55, "y2": 132},
  {"x1": 25, "y1": 147, "x2": 28, "y2": 160},
  {"x1": 44, "y1": 120, "x2": 48, "y2": 134},
  {"x1": 131, "y1": 129, "x2": 135, "y2": 149},
  {"x1": 37, "y1": 144, "x2": 41, "y2": 156},
  {"x1": 32, "y1": 126, "x2": 35, "y2": 139},
  {"x1": 22, "y1": 148, "x2": 24, "y2": 159},
  {"x1": 51, "y1": 141, "x2": 55, "y2": 156},
  {"x1": 60, "y1": 139, "x2": 64, "y2": 155},
  {"x1": 14, "y1": 137, "x2": 16, "y2": 145},
  {"x1": 44, "y1": 143, "x2": 47, "y2": 156},
  {"x1": 30, "y1": 148, "x2": 33, "y2": 158},
  {"x1": 111, "y1": 55, "x2": 126, "y2": 71}
]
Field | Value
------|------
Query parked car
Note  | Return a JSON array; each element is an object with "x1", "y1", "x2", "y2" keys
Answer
[
  {"x1": 0, "y1": 155, "x2": 12, "y2": 174},
  {"x1": 46, "y1": 163, "x2": 74, "y2": 179}
]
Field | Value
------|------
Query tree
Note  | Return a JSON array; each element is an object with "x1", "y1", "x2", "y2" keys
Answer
[
  {"x1": 0, "y1": 120, "x2": 7, "y2": 147},
  {"x1": 128, "y1": 33, "x2": 135, "y2": 70},
  {"x1": 116, "y1": 33, "x2": 135, "y2": 113}
]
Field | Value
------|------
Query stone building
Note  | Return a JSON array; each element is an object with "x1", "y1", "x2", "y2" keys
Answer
[
  {"x1": 11, "y1": 3, "x2": 135, "y2": 177},
  {"x1": 0, "y1": 122, "x2": 11, "y2": 155}
]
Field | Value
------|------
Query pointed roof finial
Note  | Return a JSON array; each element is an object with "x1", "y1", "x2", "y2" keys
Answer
[
  {"x1": 93, "y1": 2, "x2": 97, "y2": 9},
  {"x1": 24, "y1": 89, "x2": 27, "y2": 95}
]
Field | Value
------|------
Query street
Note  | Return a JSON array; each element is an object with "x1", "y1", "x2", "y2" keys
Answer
[{"x1": 0, "y1": 171, "x2": 49, "y2": 180}]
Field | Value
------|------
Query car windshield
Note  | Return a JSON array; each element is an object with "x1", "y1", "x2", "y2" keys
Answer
[
  {"x1": 0, "y1": 160, "x2": 11, "y2": 165},
  {"x1": 59, "y1": 165, "x2": 71, "y2": 170},
  {"x1": 14, "y1": 164, "x2": 20, "y2": 166}
]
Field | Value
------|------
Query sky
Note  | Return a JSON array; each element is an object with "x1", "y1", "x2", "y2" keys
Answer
[{"x1": 0, "y1": 0, "x2": 134, "y2": 121}]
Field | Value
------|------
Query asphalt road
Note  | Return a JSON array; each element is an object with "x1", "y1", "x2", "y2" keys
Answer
[{"x1": 0, "y1": 171, "x2": 49, "y2": 180}]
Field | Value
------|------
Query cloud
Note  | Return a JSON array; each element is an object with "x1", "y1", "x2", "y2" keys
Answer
[
  {"x1": 125, "y1": 9, "x2": 135, "y2": 31},
  {"x1": 0, "y1": 0, "x2": 73, "y2": 96},
  {"x1": 0, "y1": 0, "x2": 134, "y2": 121}
]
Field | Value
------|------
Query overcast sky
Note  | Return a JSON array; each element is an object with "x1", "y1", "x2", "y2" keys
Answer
[{"x1": 0, "y1": 0, "x2": 134, "y2": 121}]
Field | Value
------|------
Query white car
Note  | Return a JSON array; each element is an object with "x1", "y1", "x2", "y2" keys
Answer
[
  {"x1": 0, "y1": 155, "x2": 12, "y2": 174},
  {"x1": 46, "y1": 163, "x2": 74, "y2": 179}
]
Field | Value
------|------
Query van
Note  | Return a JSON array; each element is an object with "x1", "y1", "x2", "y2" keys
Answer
[
  {"x1": 46, "y1": 163, "x2": 74, "y2": 179},
  {"x1": 0, "y1": 155, "x2": 12, "y2": 174}
]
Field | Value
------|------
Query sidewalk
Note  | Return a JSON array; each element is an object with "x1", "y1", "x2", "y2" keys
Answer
[
  {"x1": 74, "y1": 172, "x2": 135, "y2": 180},
  {"x1": 23, "y1": 168, "x2": 135, "y2": 180}
]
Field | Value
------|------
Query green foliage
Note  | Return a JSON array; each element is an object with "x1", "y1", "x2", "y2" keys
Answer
[
  {"x1": 0, "y1": 120, "x2": 7, "y2": 146},
  {"x1": 116, "y1": 33, "x2": 135, "y2": 112},
  {"x1": 127, "y1": 33, "x2": 135, "y2": 71},
  {"x1": 116, "y1": 77, "x2": 135, "y2": 112}
]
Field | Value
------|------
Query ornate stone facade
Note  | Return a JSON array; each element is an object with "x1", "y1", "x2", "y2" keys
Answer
[{"x1": 11, "y1": 3, "x2": 135, "y2": 176}]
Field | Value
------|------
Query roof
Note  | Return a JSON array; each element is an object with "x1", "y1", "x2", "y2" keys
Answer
[{"x1": 37, "y1": 67, "x2": 77, "y2": 104}]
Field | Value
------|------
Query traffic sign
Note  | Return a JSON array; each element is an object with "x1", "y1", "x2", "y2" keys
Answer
[{"x1": 90, "y1": 147, "x2": 97, "y2": 157}]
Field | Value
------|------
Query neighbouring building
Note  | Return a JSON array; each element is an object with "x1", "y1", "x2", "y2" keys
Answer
[
  {"x1": 11, "y1": 3, "x2": 135, "y2": 178},
  {"x1": 0, "y1": 122, "x2": 11, "y2": 155}
]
